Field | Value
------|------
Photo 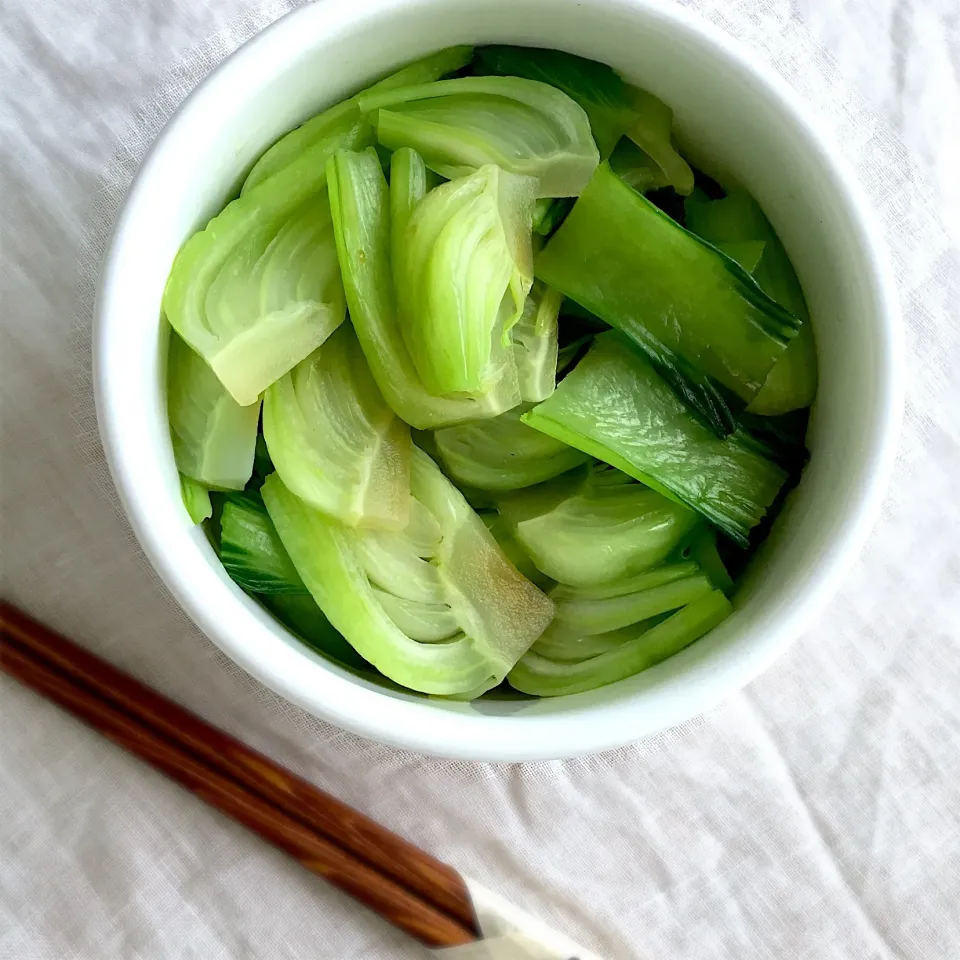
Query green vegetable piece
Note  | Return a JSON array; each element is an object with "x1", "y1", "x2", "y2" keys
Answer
[
  {"x1": 163, "y1": 183, "x2": 346, "y2": 406},
  {"x1": 356, "y1": 76, "x2": 600, "y2": 197},
  {"x1": 327, "y1": 148, "x2": 520, "y2": 428},
  {"x1": 545, "y1": 568, "x2": 713, "y2": 636},
  {"x1": 684, "y1": 189, "x2": 817, "y2": 414},
  {"x1": 521, "y1": 332, "x2": 788, "y2": 545},
  {"x1": 179, "y1": 475, "x2": 212, "y2": 524},
  {"x1": 497, "y1": 464, "x2": 700, "y2": 587},
  {"x1": 608, "y1": 138, "x2": 670, "y2": 194},
  {"x1": 475, "y1": 45, "x2": 638, "y2": 159},
  {"x1": 474, "y1": 43, "x2": 693, "y2": 195},
  {"x1": 261, "y1": 450, "x2": 554, "y2": 696},
  {"x1": 714, "y1": 240, "x2": 766, "y2": 274},
  {"x1": 167, "y1": 331, "x2": 260, "y2": 489},
  {"x1": 242, "y1": 100, "x2": 373, "y2": 196},
  {"x1": 682, "y1": 526, "x2": 735, "y2": 595},
  {"x1": 394, "y1": 163, "x2": 536, "y2": 396},
  {"x1": 532, "y1": 197, "x2": 574, "y2": 237},
  {"x1": 262, "y1": 324, "x2": 411, "y2": 530},
  {"x1": 535, "y1": 162, "x2": 802, "y2": 408},
  {"x1": 530, "y1": 619, "x2": 664, "y2": 663},
  {"x1": 512, "y1": 281, "x2": 563, "y2": 402},
  {"x1": 626, "y1": 89, "x2": 694, "y2": 196},
  {"x1": 508, "y1": 588, "x2": 732, "y2": 696},
  {"x1": 219, "y1": 491, "x2": 307, "y2": 594},
  {"x1": 242, "y1": 47, "x2": 473, "y2": 194},
  {"x1": 258, "y1": 594, "x2": 369, "y2": 670},
  {"x1": 433, "y1": 405, "x2": 589, "y2": 492},
  {"x1": 479, "y1": 512, "x2": 554, "y2": 590}
]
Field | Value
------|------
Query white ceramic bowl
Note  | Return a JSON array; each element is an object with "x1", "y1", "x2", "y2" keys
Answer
[{"x1": 95, "y1": 0, "x2": 902, "y2": 761}]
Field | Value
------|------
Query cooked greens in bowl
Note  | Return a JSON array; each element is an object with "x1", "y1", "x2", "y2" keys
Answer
[{"x1": 162, "y1": 45, "x2": 816, "y2": 702}]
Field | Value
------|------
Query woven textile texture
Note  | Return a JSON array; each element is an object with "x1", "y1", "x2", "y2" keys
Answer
[{"x1": 1, "y1": 0, "x2": 958, "y2": 957}]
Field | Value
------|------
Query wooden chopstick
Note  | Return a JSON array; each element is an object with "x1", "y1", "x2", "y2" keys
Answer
[{"x1": 0, "y1": 603, "x2": 479, "y2": 949}]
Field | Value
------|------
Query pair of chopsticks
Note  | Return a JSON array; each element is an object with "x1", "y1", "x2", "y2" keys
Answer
[{"x1": 0, "y1": 602, "x2": 480, "y2": 949}]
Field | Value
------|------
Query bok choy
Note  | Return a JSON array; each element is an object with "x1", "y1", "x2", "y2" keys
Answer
[
  {"x1": 327, "y1": 147, "x2": 521, "y2": 428},
  {"x1": 476, "y1": 45, "x2": 694, "y2": 193},
  {"x1": 522, "y1": 332, "x2": 788, "y2": 545},
  {"x1": 433, "y1": 405, "x2": 589, "y2": 492},
  {"x1": 535, "y1": 162, "x2": 803, "y2": 422},
  {"x1": 167, "y1": 330, "x2": 260, "y2": 490},
  {"x1": 356, "y1": 76, "x2": 600, "y2": 197},
  {"x1": 512, "y1": 281, "x2": 564, "y2": 402},
  {"x1": 393, "y1": 163, "x2": 536, "y2": 396},
  {"x1": 497, "y1": 463, "x2": 699, "y2": 586},
  {"x1": 164, "y1": 44, "x2": 818, "y2": 702},
  {"x1": 509, "y1": 588, "x2": 732, "y2": 696},
  {"x1": 685, "y1": 189, "x2": 817, "y2": 415},
  {"x1": 219, "y1": 491, "x2": 307, "y2": 594},
  {"x1": 261, "y1": 449, "x2": 554, "y2": 695},
  {"x1": 263, "y1": 324, "x2": 411, "y2": 529},
  {"x1": 163, "y1": 185, "x2": 346, "y2": 406},
  {"x1": 243, "y1": 46, "x2": 473, "y2": 194}
]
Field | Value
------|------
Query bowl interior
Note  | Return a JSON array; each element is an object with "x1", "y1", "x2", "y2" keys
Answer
[{"x1": 96, "y1": 0, "x2": 899, "y2": 760}]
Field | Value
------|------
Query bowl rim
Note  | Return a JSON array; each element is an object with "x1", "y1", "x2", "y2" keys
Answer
[{"x1": 94, "y1": 0, "x2": 904, "y2": 761}]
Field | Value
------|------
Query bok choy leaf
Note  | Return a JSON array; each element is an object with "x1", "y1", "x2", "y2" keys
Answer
[
  {"x1": 242, "y1": 46, "x2": 473, "y2": 194},
  {"x1": 475, "y1": 45, "x2": 638, "y2": 159},
  {"x1": 497, "y1": 463, "x2": 699, "y2": 586},
  {"x1": 327, "y1": 148, "x2": 521, "y2": 428},
  {"x1": 163, "y1": 184, "x2": 346, "y2": 406},
  {"x1": 476, "y1": 45, "x2": 693, "y2": 191},
  {"x1": 508, "y1": 588, "x2": 731, "y2": 696},
  {"x1": 394, "y1": 163, "x2": 536, "y2": 397},
  {"x1": 433, "y1": 405, "x2": 589, "y2": 492},
  {"x1": 261, "y1": 449, "x2": 554, "y2": 695},
  {"x1": 167, "y1": 330, "x2": 260, "y2": 490},
  {"x1": 356, "y1": 76, "x2": 600, "y2": 197},
  {"x1": 262, "y1": 324, "x2": 411, "y2": 529},
  {"x1": 512, "y1": 281, "x2": 563, "y2": 402},
  {"x1": 219, "y1": 491, "x2": 307, "y2": 594},
  {"x1": 535, "y1": 162, "x2": 803, "y2": 413},
  {"x1": 179, "y1": 475, "x2": 212, "y2": 524},
  {"x1": 685, "y1": 189, "x2": 817, "y2": 415},
  {"x1": 543, "y1": 562, "x2": 713, "y2": 635},
  {"x1": 521, "y1": 332, "x2": 788, "y2": 545}
]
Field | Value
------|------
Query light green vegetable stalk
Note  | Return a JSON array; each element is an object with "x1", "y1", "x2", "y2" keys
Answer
[
  {"x1": 535, "y1": 163, "x2": 802, "y2": 416},
  {"x1": 512, "y1": 281, "x2": 563, "y2": 402},
  {"x1": 508, "y1": 588, "x2": 731, "y2": 696},
  {"x1": 608, "y1": 139, "x2": 670, "y2": 194},
  {"x1": 163, "y1": 185, "x2": 346, "y2": 406},
  {"x1": 327, "y1": 148, "x2": 521, "y2": 428},
  {"x1": 263, "y1": 324, "x2": 411, "y2": 530},
  {"x1": 356, "y1": 76, "x2": 600, "y2": 197},
  {"x1": 262, "y1": 449, "x2": 555, "y2": 696},
  {"x1": 681, "y1": 525, "x2": 735, "y2": 595},
  {"x1": 394, "y1": 163, "x2": 536, "y2": 397},
  {"x1": 522, "y1": 332, "x2": 788, "y2": 545},
  {"x1": 219, "y1": 491, "x2": 307, "y2": 594},
  {"x1": 433, "y1": 405, "x2": 589, "y2": 492},
  {"x1": 167, "y1": 331, "x2": 260, "y2": 489},
  {"x1": 259, "y1": 594, "x2": 369, "y2": 671},
  {"x1": 479, "y1": 512, "x2": 553, "y2": 590},
  {"x1": 626, "y1": 89, "x2": 694, "y2": 196},
  {"x1": 497, "y1": 463, "x2": 700, "y2": 587},
  {"x1": 475, "y1": 46, "x2": 693, "y2": 194},
  {"x1": 179, "y1": 475, "x2": 212, "y2": 524},
  {"x1": 243, "y1": 46, "x2": 473, "y2": 194},
  {"x1": 476, "y1": 45, "x2": 638, "y2": 158},
  {"x1": 685, "y1": 189, "x2": 817, "y2": 414},
  {"x1": 545, "y1": 563, "x2": 712, "y2": 635}
]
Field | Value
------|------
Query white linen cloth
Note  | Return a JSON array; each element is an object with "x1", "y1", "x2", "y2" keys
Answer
[{"x1": 2, "y1": 0, "x2": 959, "y2": 957}]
